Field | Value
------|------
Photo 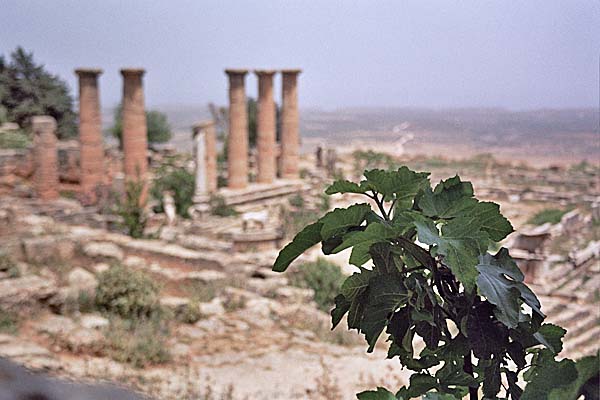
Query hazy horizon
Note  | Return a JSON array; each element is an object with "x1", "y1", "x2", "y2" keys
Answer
[{"x1": 2, "y1": 1, "x2": 599, "y2": 110}]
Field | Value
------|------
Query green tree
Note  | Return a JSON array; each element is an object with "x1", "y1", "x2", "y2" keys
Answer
[
  {"x1": 273, "y1": 166, "x2": 599, "y2": 399},
  {"x1": 111, "y1": 105, "x2": 172, "y2": 146},
  {"x1": 0, "y1": 47, "x2": 77, "y2": 139}
]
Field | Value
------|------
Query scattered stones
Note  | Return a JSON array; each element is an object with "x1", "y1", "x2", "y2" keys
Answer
[
  {"x1": 79, "y1": 314, "x2": 109, "y2": 330},
  {"x1": 198, "y1": 298, "x2": 225, "y2": 316},
  {"x1": 21, "y1": 236, "x2": 75, "y2": 264},
  {"x1": 82, "y1": 241, "x2": 124, "y2": 261},
  {"x1": 274, "y1": 286, "x2": 314, "y2": 303},
  {"x1": 0, "y1": 275, "x2": 57, "y2": 308},
  {"x1": 160, "y1": 296, "x2": 190, "y2": 312},
  {"x1": 67, "y1": 267, "x2": 97, "y2": 293}
]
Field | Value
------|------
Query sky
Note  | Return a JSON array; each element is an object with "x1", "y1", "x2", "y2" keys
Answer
[{"x1": 1, "y1": 0, "x2": 598, "y2": 109}]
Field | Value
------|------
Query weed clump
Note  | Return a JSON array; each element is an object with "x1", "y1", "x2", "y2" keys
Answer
[{"x1": 290, "y1": 258, "x2": 344, "y2": 312}]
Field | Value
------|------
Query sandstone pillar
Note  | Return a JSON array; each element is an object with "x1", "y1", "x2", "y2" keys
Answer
[
  {"x1": 75, "y1": 68, "x2": 104, "y2": 201},
  {"x1": 192, "y1": 121, "x2": 217, "y2": 200},
  {"x1": 280, "y1": 69, "x2": 301, "y2": 179},
  {"x1": 120, "y1": 69, "x2": 148, "y2": 184},
  {"x1": 225, "y1": 69, "x2": 248, "y2": 189},
  {"x1": 32, "y1": 116, "x2": 59, "y2": 200},
  {"x1": 254, "y1": 70, "x2": 277, "y2": 184}
]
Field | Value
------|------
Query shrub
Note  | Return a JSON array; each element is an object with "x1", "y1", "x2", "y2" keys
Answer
[
  {"x1": 289, "y1": 193, "x2": 305, "y2": 208},
  {"x1": 151, "y1": 166, "x2": 195, "y2": 218},
  {"x1": 117, "y1": 179, "x2": 147, "y2": 238},
  {"x1": 175, "y1": 301, "x2": 203, "y2": 324},
  {"x1": 0, "y1": 130, "x2": 30, "y2": 149},
  {"x1": 209, "y1": 195, "x2": 238, "y2": 217},
  {"x1": 0, "y1": 308, "x2": 19, "y2": 334},
  {"x1": 95, "y1": 264, "x2": 161, "y2": 320},
  {"x1": 290, "y1": 258, "x2": 344, "y2": 312},
  {"x1": 106, "y1": 317, "x2": 170, "y2": 368},
  {"x1": 528, "y1": 207, "x2": 570, "y2": 226},
  {"x1": 0, "y1": 251, "x2": 20, "y2": 278},
  {"x1": 273, "y1": 166, "x2": 599, "y2": 399}
]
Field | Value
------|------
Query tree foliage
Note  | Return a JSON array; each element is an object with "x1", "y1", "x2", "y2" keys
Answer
[
  {"x1": 0, "y1": 47, "x2": 77, "y2": 139},
  {"x1": 273, "y1": 166, "x2": 599, "y2": 399},
  {"x1": 111, "y1": 105, "x2": 172, "y2": 145}
]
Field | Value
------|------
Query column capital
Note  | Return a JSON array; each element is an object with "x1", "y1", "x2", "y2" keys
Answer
[
  {"x1": 254, "y1": 69, "x2": 276, "y2": 77},
  {"x1": 31, "y1": 115, "x2": 57, "y2": 131},
  {"x1": 120, "y1": 68, "x2": 145, "y2": 77},
  {"x1": 281, "y1": 69, "x2": 302, "y2": 75},
  {"x1": 225, "y1": 68, "x2": 249, "y2": 76},
  {"x1": 75, "y1": 68, "x2": 103, "y2": 77},
  {"x1": 192, "y1": 120, "x2": 215, "y2": 137}
]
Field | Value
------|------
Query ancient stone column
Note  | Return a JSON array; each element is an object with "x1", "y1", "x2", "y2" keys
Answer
[
  {"x1": 32, "y1": 116, "x2": 59, "y2": 200},
  {"x1": 120, "y1": 68, "x2": 148, "y2": 184},
  {"x1": 280, "y1": 69, "x2": 301, "y2": 179},
  {"x1": 75, "y1": 68, "x2": 104, "y2": 201},
  {"x1": 225, "y1": 69, "x2": 248, "y2": 189},
  {"x1": 254, "y1": 70, "x2": 277, "y2": 184},
  {"x1": 192, "y1": 121, "x2": 217, "y2": 200}
]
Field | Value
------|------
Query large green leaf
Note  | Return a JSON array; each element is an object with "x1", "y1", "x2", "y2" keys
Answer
[
  {"x1": 331, "y1": 294, "x2": 351, "y2": 329},
  {"x1": 341, "y1": 267, "x2": 376, "y2": 300},
  {"x1": 273, "y1": 222, "x2": 322, "y2": 272},
  {"x1": 533, "y1": 323, "x2": 566, "y2": 354},
  {"x1": 356, "y1": 387, "x2": 396, "y2": 400},
  {"x1": 363, "y1": 167, "x2": 430, "y2": 205},
  {"x1": 325, "y1": 179, "x2": 369, "y2": 195},
  {"x1": 465, "y1": 201, "x2": 513, "y2": 241},
  {"x1": 476, "y1": 248, "x2": 543, "y2": 328},
  {"x1": 522, "y1": 349, "x2": 578, "y2": 400},
  {"x1": 417, "y1": 175, "x2": 475, "y2": 218},
  {"x1": 414, "y1": 215, "x2": 489, "y2": 291},
  {"x1": 406, "y1": 373, "x2": 438, "y2": 397},
  {"x1": 319, "y1": 203, "x2": 372, "y2": 239},
  {"x1": 549, "y1": 352, "x2": 600, "y2": 400},
  {"x1": 333, "y1": 222, "x2": 398, "y2": 256},
  {"x1": 361, "y1": 273, "x2": 410, "y2": 352}
]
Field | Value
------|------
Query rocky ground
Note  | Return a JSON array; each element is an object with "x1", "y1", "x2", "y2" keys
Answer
[
  {"x1": 0, "y1": 151, "x2": 598, "y2": 399},
  {"x1": 0, "y1": 197, "x2": 410, "y2": 399}
]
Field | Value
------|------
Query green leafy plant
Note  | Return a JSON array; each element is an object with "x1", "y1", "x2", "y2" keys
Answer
[
  {"x1": 117, "y1": 179, "x2": 147, "y2": 238},
  {"x1": 209, "y1": 195, "x2": 238, "y2": 217},
  {"x1": 290, "y1": 258, "x2": 345, "y2": 311},
  {"x1": 151, "y1": 164, "x2": 195, "y2": 218},
  {"x1": 527, "y1": 207, "x2": 571, "y2": 226},
  {"x1": 273, "y1": 166, "x2": 599, "y2": 399},
  {"x1": 95, "y1": 264, "x2": 161, "y2": 320}
]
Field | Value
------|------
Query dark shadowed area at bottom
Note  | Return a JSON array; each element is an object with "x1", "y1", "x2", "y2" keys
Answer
[{"x1": 0, "y1": 358, "x2": 148, "y2": 400}]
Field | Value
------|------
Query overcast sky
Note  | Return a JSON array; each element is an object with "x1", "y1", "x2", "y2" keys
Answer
[{"x1": 1, "y1": 0, "x2": 598, "y2": 109}]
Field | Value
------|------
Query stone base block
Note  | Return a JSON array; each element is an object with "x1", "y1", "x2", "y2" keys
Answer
[{"x1": 229, "y1": 228, "x2": 283, "y2": 253}]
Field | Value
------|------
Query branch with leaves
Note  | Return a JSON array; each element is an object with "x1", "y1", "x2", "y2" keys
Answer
[{"x1": 273, "y1": 166, "x2": 599, "y2": 399}]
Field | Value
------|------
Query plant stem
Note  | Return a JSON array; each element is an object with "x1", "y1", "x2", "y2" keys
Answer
[{"x1": 463, "y1": 351, "x2": 478, "y2": 400}]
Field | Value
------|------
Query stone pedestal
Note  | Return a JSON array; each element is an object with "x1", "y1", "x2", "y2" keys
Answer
[
  {"x1": 280, "y1": 69, "x2": 301, "y2": 179},
  {"x1": 255, "y1": 70, "x2": 277, "y2": 184},
  {"x1": 192, "y1": 121, "x2": 217, "y2": 201},
  {"x1": 225, "y1": 69, "x2": 248, "y2": 189},
  {"x1": 75, "y1": 68, "x2": 104, "y2": 202},
  {"x1": 120, "y1": 69, "x2": 147, "y2": 185},
  {"x1": 32, "y1": 116, "x2": 59, "y2": 201}
]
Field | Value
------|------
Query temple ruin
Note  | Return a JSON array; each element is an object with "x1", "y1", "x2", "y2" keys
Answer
[
  {"x1": 32, "y1": 116, "x2": 59, "y2": 200},
  {"x1": 75, "y1": 68, "x2": 104, "y2": 203},
  {"x1": 120, "y1": 68, "x2": 148, "y2": 188}
]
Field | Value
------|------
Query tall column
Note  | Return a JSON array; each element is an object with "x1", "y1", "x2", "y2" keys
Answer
[
  {"x1": 254, "y1": 70, "x2": 277, "y2": 184},
  {"x1": 225, "y1": 69, "x2": 248, "y2": 189},
  {"x1": 120, "y1": 68, "x2": 147, "y2": 185},
  {"x1": 192, "y1": 121, "x2": 217, "y2": 199},
  {"x1": 280, "y1": 69, "x2": 301, "y2": 179},
  {"x1": 75, "y1": 68, "x2": 104, "y2": 201},
  {"x1": 32, "y1": 116, "x2": 59, "y2": 201}
]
